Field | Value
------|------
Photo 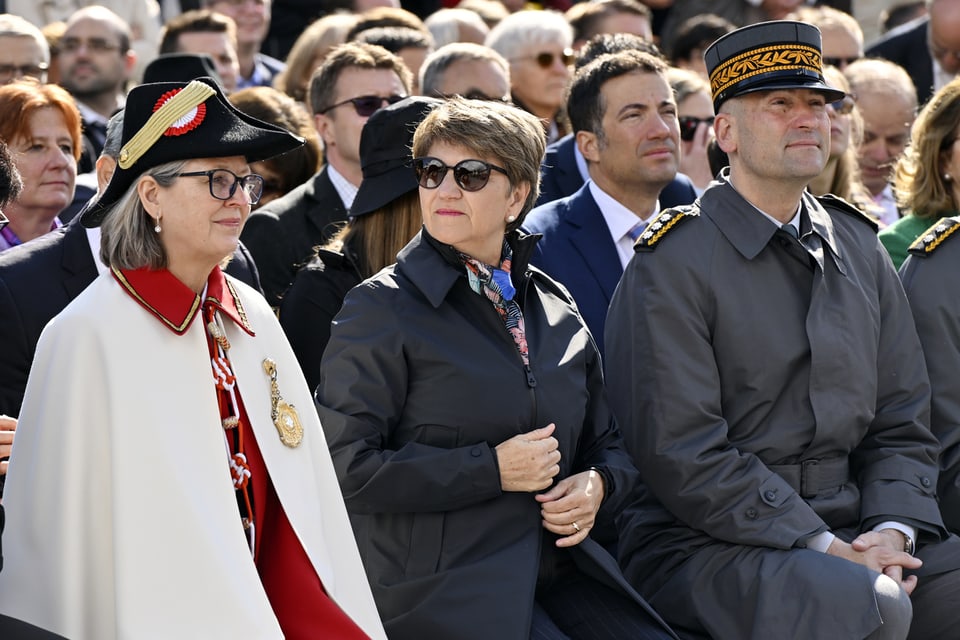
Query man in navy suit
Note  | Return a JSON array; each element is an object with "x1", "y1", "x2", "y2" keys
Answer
[
  {"x1": 535, "y1": 33, "x2": 697, "y2": 208},
  {"x1": 866, "y1": 0, "x2": 960, "y2": 106},
  {"x1": 524, "y1": 49, "x2": 680, "y2": 357}
]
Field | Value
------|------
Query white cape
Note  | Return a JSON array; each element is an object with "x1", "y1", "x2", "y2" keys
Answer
[{"x1": 0, "y1": 273, "x2": 386, "y2": 640}]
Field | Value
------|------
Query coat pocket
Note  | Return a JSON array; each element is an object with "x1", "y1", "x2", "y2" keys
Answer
[{"x1": 405, "y1": 511, "x2": 446, "y2": 577}]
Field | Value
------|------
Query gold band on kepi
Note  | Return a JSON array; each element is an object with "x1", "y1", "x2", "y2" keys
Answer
[{"x1": 704, "y1": 21, "x2": 845, "y2": 111}]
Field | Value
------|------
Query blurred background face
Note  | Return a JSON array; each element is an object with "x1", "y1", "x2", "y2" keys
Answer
[
  {"x1": 435, "y1": 58, "x2": 510, "y2": 102},
  {"x1": 9, "y1": 107, "x2": 76, "y2": 215},
  {"x1": 819, "y1": 24, "x2": 862, "y2": 70},
  {"x1": 0, "y1": 35, "x2": 48, "y2": 85},
  {"x1": 929, "y1": 0, "x2": 960, "y2": 75},
  {"x1": 57, "y1": 17, "x2": 131, "y2": 99},
  {"x1": 176, "y1": 31, "x2": 240, "y2": 92},
  {"x1": 677, "y1": 88, "x2": 714, "y2": 155},
  {"x1": 855, "y1": 89, "x2": 915, "y2": 195},
  {"x1": 209, "y1": 0, "x2": 271, "y2": 48},
  {"x1": 509, "y1": 41, "x2": 571, "y2": 116}
]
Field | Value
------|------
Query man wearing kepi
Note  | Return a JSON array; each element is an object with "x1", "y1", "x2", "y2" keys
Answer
[
  {"x1": 0, "y1": 77, "x2": 385, "y2": 639},
  {"x1": 606, "y1": 21, "x2": 960, "y2": 640}
]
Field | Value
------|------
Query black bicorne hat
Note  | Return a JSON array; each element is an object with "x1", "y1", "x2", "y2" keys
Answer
[
  {"x1": 350, "y1": 96, "x2": 443, "y2": 218},
  {"x1": 704, "y1": 20, "x2": 845, "y2": 111},
  {"x1": 81, "y1": 76, "x2": 303, "y2": 227}
]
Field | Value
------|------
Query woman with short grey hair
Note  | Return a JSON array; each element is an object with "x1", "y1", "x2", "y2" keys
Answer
[{"x1": 485, "y1": 10, "x2": 573, "y2": 144}]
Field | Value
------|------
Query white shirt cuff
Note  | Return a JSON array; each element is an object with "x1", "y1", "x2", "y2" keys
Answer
[
  {"x1": 874, "y1": 521, "x2": 917, "y2": 553},
  {"x1": 806, "y1": 531, "x2": 835, "y2": 553}
]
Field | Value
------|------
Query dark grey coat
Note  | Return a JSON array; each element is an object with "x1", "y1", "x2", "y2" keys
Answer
[
  {"x1": 317, "y1": 229, "x2": 675, "y2": 640},
  {"x1": 606, "y1": 177, "x2": 958, "y2": 639}
]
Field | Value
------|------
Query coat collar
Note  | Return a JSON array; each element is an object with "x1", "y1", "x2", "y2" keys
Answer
[
  {"x1": 396, "y1": 227, "x2": 540, "y2": 308},
  {"x1": 112, "y1": 265, "x2": 255, "y2": 336},
  {"x1": 702, "y1": 172, "x2": 843, "y2": 264}
]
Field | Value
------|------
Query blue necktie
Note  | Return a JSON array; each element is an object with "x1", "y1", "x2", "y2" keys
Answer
[{"x1": 628, "y1": 220, "x2": 648, "y2": 242}]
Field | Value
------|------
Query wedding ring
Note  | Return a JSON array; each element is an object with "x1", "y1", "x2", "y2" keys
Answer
[{"x1": 572, "y1": 521, "x2": 581, "y2": 532}]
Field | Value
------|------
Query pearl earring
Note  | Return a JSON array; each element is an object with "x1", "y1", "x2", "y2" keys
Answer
[
  {"x1": 945, "y1": 173, "x2": 953, "y2": 182},
  {"x1": 154, "y1": 213, "x2": 162, "y2": 233},
  {"x1": 506, "y1": 215, "x2": 516, "y2": 223}
]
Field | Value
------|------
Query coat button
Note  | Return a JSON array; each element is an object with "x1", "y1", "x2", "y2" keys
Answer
[
  {"x1": 746, "y1": 508, "x2": 758, "y2": 520},
  {"x1": 921, "y1": 477, "x2": 932, "y2": 488},
  {"x1": 470, "y1": 447, "x2": 482, "y2": 457},
  {"x1": 764, "y1": 490, "x2": 777, "y2": 502}
]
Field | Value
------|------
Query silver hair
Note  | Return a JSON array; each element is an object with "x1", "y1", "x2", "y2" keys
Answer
[
  {"x1": 99, "y1": 160, "x2": 188, "y2": 270},
  {"x1": 484, "y1": 10, "x2": 573, "y2": 62}
]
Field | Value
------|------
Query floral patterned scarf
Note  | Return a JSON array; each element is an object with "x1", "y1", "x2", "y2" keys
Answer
[{"x1": 460, "y1": 240, "x2": 529, "y2": 367}]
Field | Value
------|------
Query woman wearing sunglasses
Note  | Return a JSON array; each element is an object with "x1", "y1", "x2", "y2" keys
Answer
[
  {"x1": 486, "y1": 10, "x2": 574, "y2": 145},
  {"x1": 317, "y1": 97, "x2": 677, "y2": 640},
  {"x1": 0, "y1": 78, "x2": 385, "y2": 640}
]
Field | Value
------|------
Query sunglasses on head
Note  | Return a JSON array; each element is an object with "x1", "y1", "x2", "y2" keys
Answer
[
  {"x1": 320, "y1": 94, "x2": 405, "y2": 117},
  {"x1": 828, "y1": 96, "x2": 856, "y2": 115},
  {"x1": 678, "y1": 115, "x2": 715, "y2": 142},
  {"x1": 413, "y1": 157, "x2": 510, "y2": 192}
]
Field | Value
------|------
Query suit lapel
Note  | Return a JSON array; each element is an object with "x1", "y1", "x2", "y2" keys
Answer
[
  {"x1": 565, "y1": 187, "x2": 623, "y2": 302},
  {"x1": 304, "y1": 167, "x2": 348, "y2": 237},
  {"x1": 60, "y1": 220, "x2": 99, "y2": 300}
]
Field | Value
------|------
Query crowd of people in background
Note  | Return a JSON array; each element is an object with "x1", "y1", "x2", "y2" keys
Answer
[{"x1": 2, "y1": 0, "x2": 960, "y2": 638}]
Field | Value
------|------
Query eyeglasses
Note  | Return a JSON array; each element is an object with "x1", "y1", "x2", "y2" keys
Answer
[
  {"x1": 60, "y1": 38, "x2": 124, "y2": 54},
  {"x1": 177, "y1": 169, "x2": 265, "y2": 204},
  {"x1": 822, "y1": 56, "x2": 861, "y2": 68},
  {"x1": 678, "y1": 116, "x2": 715, "y2": 142},
  {"x1": 513, "y1": 49, "x2": 575, "y2": 68},
  {"x1": 0, "y1": 62, "x2": 48, "y2": 80},
  {"x1": 319, "y1": 94, "x2": 405, "y2": 117},
  {"x1": 828, "y1": 96, "x2": 856, "y2": 115},
  {"x1": 413, "y1": 157, "x2": 510, "y2": 192}
]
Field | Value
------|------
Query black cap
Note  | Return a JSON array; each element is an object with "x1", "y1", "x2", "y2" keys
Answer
[
  {"x1": 705, "y1": 20, "x2": 845, "y2": 111},
  {"x1": 143, "y1": 53, "x2": 224, "y2": 87},
  {"x1": 350, "y1": 96, "x2": 443, "y2": 218},
  {"x1": 81, "y1": 77, "x2": 303, "y2": 227}
]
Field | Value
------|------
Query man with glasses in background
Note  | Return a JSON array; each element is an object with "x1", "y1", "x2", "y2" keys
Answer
[
  {"x1": 0, "y1": 14, "x2": 49, "y2": 86},
  {"x1": 57, "y1": 6, "x2": 135, "y2": 169},
  {"x1": 241, "y1": 42, "x2": 410, "y2": 307}
]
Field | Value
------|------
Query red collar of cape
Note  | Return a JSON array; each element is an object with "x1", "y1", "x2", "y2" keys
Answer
[{"x1": 112, "y1": 265, "x2": 255, "y2": 337}]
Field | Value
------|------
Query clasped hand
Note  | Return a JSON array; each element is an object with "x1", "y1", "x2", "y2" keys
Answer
[
  {"x1": 828, "y1": 529, "x2": 922, "y2": 595},
  {"x1": 495, "y1": 424, "x2": 604, "y2": 547}
]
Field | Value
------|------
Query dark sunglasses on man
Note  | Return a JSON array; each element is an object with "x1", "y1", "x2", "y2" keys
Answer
[
  {"x1": 413, "y1": 157, "x2": 509, "y2": 192},
  {"x1": 320, "y1": 94, "x2": 405, "y2": 117},
  {"x1": 678, "y1": 116, "x2": 715, "y2": 142}
]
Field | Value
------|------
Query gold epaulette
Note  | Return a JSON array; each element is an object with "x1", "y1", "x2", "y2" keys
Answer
[
  {"x1": 907, "y1": 217, "x2": 960, "y2": 257},
  {"x1": 634, "y1": 206, "x2": 699, "y2": 252}
]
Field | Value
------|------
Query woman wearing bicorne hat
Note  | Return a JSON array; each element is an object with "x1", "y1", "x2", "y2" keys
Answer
[{"x1": 0, "y1": 76, "x2": 386, "y2": 640}]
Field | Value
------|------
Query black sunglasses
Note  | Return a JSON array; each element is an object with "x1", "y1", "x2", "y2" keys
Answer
[
  {"x1": 678, "y1": 116, "x2": 715, "y2": 142},
  {"x1": 823, "y1": 56, "x2": 861, "y2": 68},
  {"x1": 413, "y1": 157, "x2": 510, "y2": 192},
  {"x1": 177, "y1": 169, "x2": 265, "y2": 204},
  {"x1": 320, "y1": 94, "x2": 405, "y2": 117},
  {"x1": 514, "y1": 49, "x2": 575, "y2": 69}
]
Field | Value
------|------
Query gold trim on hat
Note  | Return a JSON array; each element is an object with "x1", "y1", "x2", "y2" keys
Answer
[
  {"x1": 118, "y1": 80, "x2": 217, "y2": 169},
  {"x1": 710, "y1": 44, "x2": 822, "y2": 103}
]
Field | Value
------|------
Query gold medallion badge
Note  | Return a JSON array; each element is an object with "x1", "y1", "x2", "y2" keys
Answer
[{"x1": 262, "y1": 358, "x2": 303, "y2": 447}]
